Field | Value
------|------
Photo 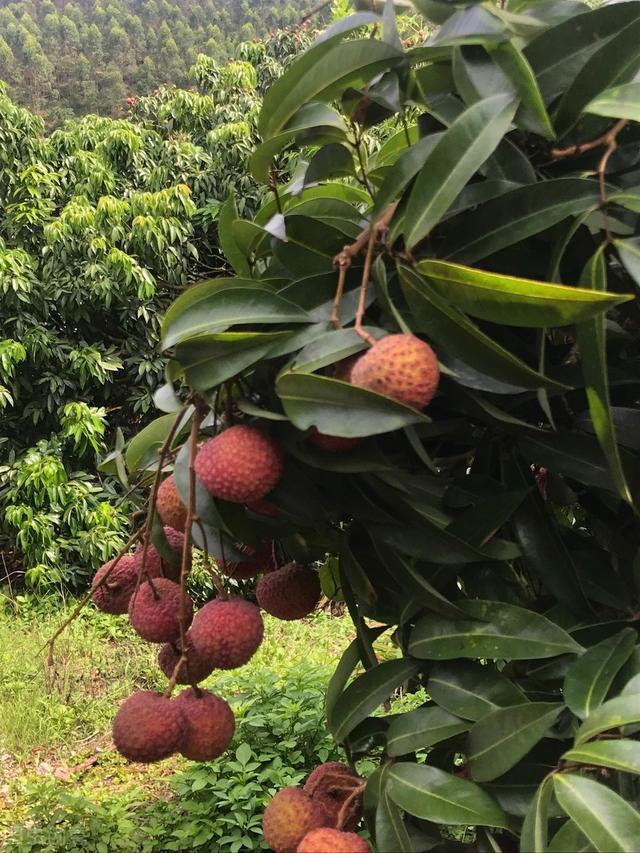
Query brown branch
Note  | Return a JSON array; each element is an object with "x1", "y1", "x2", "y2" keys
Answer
[
  {"x1": 551, "y1": 118, "x2": 628, "y2": 161},
  {"x1": 336, "y1": 782, "x2": 366, "y2": 831},
  {"x1": 355, "y1": 227, "x2": 378, "y2": 345},
  {"x1": 597, "y1": 121, "x2": 628, "y2": 242},
  {"x1": 330, "y1": 263, "x2": 348, "y2": 329}
]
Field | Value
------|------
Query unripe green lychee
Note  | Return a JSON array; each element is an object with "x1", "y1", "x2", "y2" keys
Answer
[
  {"x1": 156, "y1": 475, "x2": 187, "y2": 531},
  {"x1": 194, "y1": 425, "x2": 283, "y2": 503},
  {"x1": 350, "y1": 333, "x2": 439, "y2": 410},
  {"x1": 175, "y1": 687, "x2": 235, "y2": 761},
  {"x1": 263, "y1": 787, "x2": 331, "y2": 853},
  {"x1": 304, "y1": 762, "x2": 363, "y2": 831},
  {"x1": 133, "y1": 526, "x2": 184, "y2": 582},
  {"x1": 256, "y1": 563, "x2": 320, "y2": 621},
  {"x1": 91, "y1": 555, "x2": 137, "y2": 615},
  {"x1": 308, "y1": 428, "x2": 362, "y2": 453},
  {"x1": 297, "y1": 828, "x2": 371, "y2": 853},
  {"x1": 129, "y1": 578, "x2": 192, "y2": 643},
  {"x1": 112, "y1": 690, "x2": 186, "y2": 763},
  {"x1": 190, "y1": 596, "x2": 263, "y2": 669},
  {"x1": 158, "y1": 633, "x2": 214, "y2": 684},
  {"x1": 218, "y1": 542, "x2": 276, "y2": 580}
]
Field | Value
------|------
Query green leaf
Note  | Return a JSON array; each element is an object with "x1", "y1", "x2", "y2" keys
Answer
[
  {"x1": 400, "y1": 265, "x2": 566, "y2": 391},
  {"x1": 403, "y1": 94, "x2": 516, "y2": 249},
  {"x1": 576, "y1": 248, "x2": 633, "y2": 505},
  {"x1": 585, "y1": 81, "x2": 640, "y2": 122},
  {"x1": 410, "y1": 599, "x2": 583, "y2": 661},
  {"x1": 276, "y1": 372, "x2": 430, "y2": 438},
  {"x1": 304, "y1": 143, "x2": 355, "y2": 186},
  {"x1": 467, "y1": 703, "x2": 563, "y2": 781},
  {"x1": 372, "y1": 132, "x2": 443, "y2": 218},
  {"x1": 374, "y1": 521, "x2": 518, "y2": 566},
  {"x1": 554, "y1": 773, "x2": 640, "y2": 852},
  {"x1": 327, "y1": 658, "x2": 421, "y2": 743},
  {"x1": 564, "y1": 628, "x2": 637, "y2": 720},
  {"x1": 548, "y1": 820, "x2": 593, "y2": 853},
  {"x1": 162, "y1": 284, "x2": 311, "y2": 349},
  {"x1": 373, "y1": 766, "x2": 414, "y2": 853},
  {"x1": 416, "y1": 260, "x2": 632, "y2": 328},
  {"x1": 218, "y1": 196, "x2": 251, "y2": 277},
  {"x1": 489, "y1": 42, "x2": 555, "y2": 139},
  {"x1": 259, "y1": 39, "x2": 404, "y2": 140},
  {"x1": 386, "y1": 706, "x2": 470, "y2": 756},
  {"x1": 442, "y1": 178, "x2": 600, "y2": 264},
  {"x1": 554, "y1": 16, "x2": 640, "y2": 136},
  {"x1": 387, "y1": 763, "x2": 509, "y2": 828},
  {"x1": 388, "y1": 553, "x2": 469, "y2": 618},
  {"x1": 428, "y1": 661, "x2": 527, "y2": 721},
  {"x1": 615, "y1": 237, "x2": 640, "y2": 288},
  {"x1": 575, "y1": 694, "x2": 640, "y2": 746},
  {"x1": 562, "y1": 740, "x2": 640, "y2": 775},
  {"x1": 520, "y1": 775, "x2": 554, "y2": 853},
  {"x1": 125, "y1": 411, "x2": 190, "y2": 473},
  {"x1": 326, "y1": 626, "x2": 388, "y2": 721}
]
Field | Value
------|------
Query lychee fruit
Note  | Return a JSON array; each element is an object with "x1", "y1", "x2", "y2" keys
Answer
[
  {"x1": 350, "y1": 333, "x2": 439, "y2": 410},
  {"x1": 218, "y1": 541, "x2": 276, "y2": 580},
  {"x1": 304, "y1": 763, "x2": 363, "y2": 831},
  {"x1": 133, "y1": 526, "x2": 184, "y2": 582},
  {"x1": 190, "y1": 596, "x2": 263, "y2": 669},
  {"x1": 175, "y1": 687, "x2": 235, "y2": 761},
  {"x1": 129, "y1": 578, "x2": 192, "y2": 643},
  {"x1": 246, "y1": 497, "x2": 280, "y2": 517},
  {"x1": 91, "y1": 555, "x2": 137, "y2": 615},
  {"x1": 158, "y1": 633, "x2": 215, "y2": 684},
  {"x1": 194, "y1": 425, "x2": 283, "y2": 503},
  {"x1": 308, "y1": 428, "x2": 362, "y2": 453},
  {"x1": 331, "y1": 355, "x2": 360, "y2": 383},
  {"x1": 112, "y1": 690, "x2": 186, "y2": 763},
  {"x1": 256, "y1": 563, "x2": 320, "y2": 621},
  {"x1": 263, "y1": 787, "x2": 331, "y2": 853},
  {"x1": 156, "y1": 475, "x2": 187, "y2": 531},
  {"x1": 297, "y1": 828, "x2": 370, "y2": 853}
]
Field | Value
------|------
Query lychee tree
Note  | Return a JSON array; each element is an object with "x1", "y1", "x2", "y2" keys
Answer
[{"x1": 74, "y1": 0, "x2": 640, "y2": 850}]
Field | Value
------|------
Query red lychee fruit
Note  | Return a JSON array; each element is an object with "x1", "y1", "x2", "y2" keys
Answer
[
  {"x1": 158, "y1": 633, "x2": 215, "y2": 684},
  {"x1": 194, "y1": 425, "x2": 283, "y2": 503},
  {"x1": 263, "y1": 787, "x2": 331, "y2": 853},
  {"x1": 218, "y1": 541, "x2": 276, "y2": 580},
  {"x1": 350, "y1": 333, "x2": 439, "y2": 410},
  {"x1": 331, "y1": 355, "x2": 360, "y2": 383},
  {"x1": 175, "y1": 687, "x2": 235, "y2": 761},
  {"x1": 190, "y1": 596, "x2": 263, "y2": 669},
  {"x1": 246, "y1": 497, "x2": 280, "y2": 517},
  {"x1": 297, "y1": 828, "x2": 370, "y2": 853},
  {"x1": 133, "y1": 526, "x2": 184, "y2": 582},
  {"x1": 256, "y1": 563, "x2": 320, "y2": 621},
  {"x1": 112, "y1": 690, "x2": 186, "y2": 763},
  {"x1": 308, "y1": 428, "x2": 362, "y2": 453},
  {"x1": 128, "y1": 578, "x2": 192, "y2": 643},
  {"x1": 91, "y1": 555, "x2": 137, "y2": 615},
  {"x1": 304, "y1": 763, "x2": 363, "y2": 831},
  {"x1": 156, "y1": 475, "x2": 187, "y2": 531}
]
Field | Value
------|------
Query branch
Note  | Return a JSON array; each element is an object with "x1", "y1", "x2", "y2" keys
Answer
[{"x1": 550, "y1": 118, "x2": 628, "y2": 161}]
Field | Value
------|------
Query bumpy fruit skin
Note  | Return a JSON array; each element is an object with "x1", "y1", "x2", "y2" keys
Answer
[
  {"x1": 332, "y1": 355, "x2": 360, "y2": 383},
  {"x1": 91, "y1": 555, "x2": 137, "y2": 615},
  {"x1": 350, "y1": 334, "x2": 439, "y2": 410},
  {"x1": 304, "y1": 763, "x2": 363, "y2": 831},
  {"x1": 156, "y1": 475, "x2": 187, "y2": 531},
  {"x1": 190, "y1": 597, "x2": 263, "y2": 669},
  {"x1": 218, "y1": 542, "x2": 276, "y2": 580},
  {"x1": 158, "y1": 633, "x2": 214, "y2": 684},
  {"x1": 129, "y1": 578, "x2": 192, "y2": 643},
  {"x1": 112, "y1": 690, "x2": 186, "y2": 763},
  {"x1": 263, "y1": 788, "x2": 330, "y2": 853},
  {"x1": 194, "y1": 425, "x2": 283, "y2": 503},
  {"x1": 256, "y1": 563, "x2": 320, "y2": 621},
  {"x1": 308, "y1": 429, "x2": 362, "y2": 453},
  {"x1": 133, "y1": 526, "x2": 184, "y2": 583},
  {"x1": 297, "y1": 828, "x2": 370, "y2": 853},
  {"x1": 175, "y1": 687, "x2": 235, "y2": 761}
]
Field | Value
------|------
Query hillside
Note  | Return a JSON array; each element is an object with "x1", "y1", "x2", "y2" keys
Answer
[{"x1": 0, "y1": 0, "x2": 313, "y2": 124}]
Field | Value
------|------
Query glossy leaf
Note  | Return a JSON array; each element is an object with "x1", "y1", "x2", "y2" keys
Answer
[
  {"x1": 585, "y1": 81, "x2": 640, "y2": 122},
  {"x1": 548, "y1": 820, "x2": 593, "y2": 853},
  {"x1": 372, "y1": 132, "x2": 443, "y2": 218},
  {"x1": 489, "y1": 41, "x2": 555, "y2": 139},
  {"x1": 125, "y1": 410, "x2": 190, "y2": 473},
  {"x1": 428, "y1": 661, "x2": 527, "y2": 721},
  {"x1": 554, "y1": 773, "x2": 640, "y2": 852},
  {"x1": 520, "y1": 775, "x2": 553, "y2": 853},
  {"x1": 564, "y1": 628, "x2": 637, "y2": 720},
  {"x1": 575, "y1": 694, "x2": 640, "y2": 746},
  {"x1": 386, "y1": 706, "x2": 470, "y2": 756},
  {"x1": 403, "y1": 94, "x2": 516, "y2": 248},
  {"x1": 410, "y1": 599, "x2": 583, "y2": 660},
  {"x1": 416, "y1": 260, "x2": 631, "y2": 328},
  {"x1": 374, "y1": 767, "x2": 414, "y2": 853},
  {"x1": 467, "y1": 703, "x2": 563, "y2": 781},
  {"x1": 562, "y1": 740, "x2": 640, "y2": 775},
  {"x1": 218, "y1": 195, "x2": 251, "y2": 276},
  {"x1": 387, "y1": 763, "x2": 509, "y2": 828},
  {"x1": 325, "y1": 626, "x2": 388, "y2": 722},
  {"x1": 304, "y1": 143, "x2": 355, "y2": 186},
  {"x1": 615, "y1": 237, "x2": 640, "y2": 288}
]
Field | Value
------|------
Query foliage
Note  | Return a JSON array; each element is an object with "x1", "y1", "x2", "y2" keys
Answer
[
  {"x1": 119, "y1": 0, "x2": 640, "y2": 849},
  {"x1": 0, "y1": 0, "x2": 322, "y2": 125}
]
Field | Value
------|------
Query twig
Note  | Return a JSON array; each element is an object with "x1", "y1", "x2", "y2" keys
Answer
[
  {"x1": 597, "y1": 121, "x2": 628, "y2": 242},
  {"x1": 330, "y1": 264, "x2": 348, "y2": 329},
  {"x1": 550, "y1": 119, "x2": 628, "y2": 161},
  {"x1": 336, "y1": 782, "x2": 366, "y2": 831},
  {"x1": 355, "y1": 227, "x2": 378, "y2": 345}
]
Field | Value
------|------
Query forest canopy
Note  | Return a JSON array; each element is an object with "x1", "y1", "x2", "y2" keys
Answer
[{"x1": 0, "y1": 0, "x2": 315, "y2": 124}]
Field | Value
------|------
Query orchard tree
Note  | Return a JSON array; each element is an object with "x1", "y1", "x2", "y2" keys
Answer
[{"x1": 83, "y1": 0, "x2": 640, "y2": 851}]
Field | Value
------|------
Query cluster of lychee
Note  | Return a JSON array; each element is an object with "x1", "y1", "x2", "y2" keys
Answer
[{"x1": 263, "y1": 762, "x2": 371, "y2": 852}]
